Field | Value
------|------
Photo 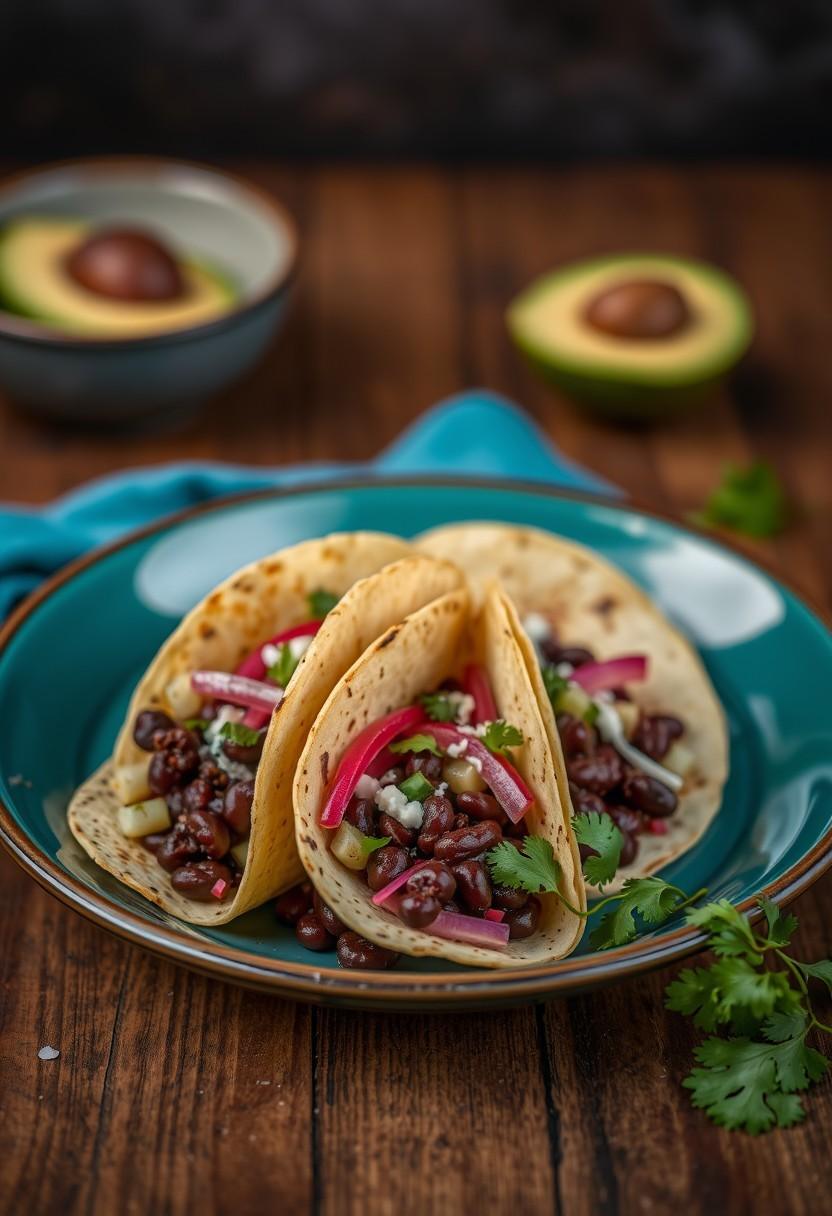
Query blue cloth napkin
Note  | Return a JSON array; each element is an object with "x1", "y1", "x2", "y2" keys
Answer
[{"x1": 0, "y1": 390, "x2": 615, "y2": 618}]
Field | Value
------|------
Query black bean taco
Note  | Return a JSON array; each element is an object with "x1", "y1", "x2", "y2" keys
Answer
[
  {"x1": 68, "y1": 533, "x2": 465, "y2": 925},
  {"x1": 290, "y1": 582, "x2": 586, "y2": 969},
  {"x1": 416, "y1": 523, "x2": 728, "y2": 893}
]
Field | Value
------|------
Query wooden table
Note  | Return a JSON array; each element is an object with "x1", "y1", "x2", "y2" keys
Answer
[{"x1": 1, "y1": 165, "x2": 830, "y2": 1216}]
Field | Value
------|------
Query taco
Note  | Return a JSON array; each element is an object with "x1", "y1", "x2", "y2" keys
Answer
[
  {"x1": 68, "y1": 533, "x2": 465, "y2": 925},
  {"x1": 416, "y1": 523, "x2": 728, "y2": 892},
  {"x1": 290, "y1": 583, "x2": 586, "y2": 969}
]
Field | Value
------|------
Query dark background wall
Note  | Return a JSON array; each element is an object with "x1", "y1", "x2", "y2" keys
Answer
[{"x1": 4, "y1": 0, "x2": 831, "y2": 160}]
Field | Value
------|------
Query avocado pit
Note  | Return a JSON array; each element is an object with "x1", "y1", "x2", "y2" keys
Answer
[
  {"x1": 65, "y1": 227, "x2": 185, "y2": 302},
  {"x1": 584, "y1": 278, "x2": 690, "y2": 340}
]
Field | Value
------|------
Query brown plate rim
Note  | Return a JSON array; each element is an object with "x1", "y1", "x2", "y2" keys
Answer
[
  {"x1": 0, "y1": 155, "x2": 299, "y2": 348},
  {"x1": 0, "y1": 474, "x2": 830, "y2": 1006}
]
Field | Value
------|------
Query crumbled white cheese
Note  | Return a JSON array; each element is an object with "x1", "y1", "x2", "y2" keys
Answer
[
  {"x1": 468, "y1": 754, "x2": 483, "y2": 774},
  {"x1": 355, "y1": 773, "x2": 381, "y2": 800},
  {"x1": 205, "y1": 705, "x2": 244, "y2": 739},
  {"x1": 378, "y1": 769, "x2": 401, "y2": 786},
  {"x1": 556, "y1": 662, "x2": 575, "y2": 677},
  {"x1": 445, "y1": 691, "x2": 476, "y2": 726},
  {"x1": 434, "y1": 782, "x2": 448, "y2": 798},
  {"x1": 261, "y1": 643, "x2": 280, "y2": 668},
  {"x1": 459, "y1": 722, "x2": 489, "y2": 738},
  {"x1": 523, "y1": 612, "x2": 552, "y2": 642},
  {"x1": 374, "y1": 784, "x2": 424, "y2": 829},
  {"x1": 446, "y1": 739, "x2": 468, "y2": 758},
  {"x1": 202, "y1": 706, "x2": 256, "y2": 780},
  {"x1": 288, "y1": 635, "x2": 313, "y2": 661},
  {"x1": 38, "y1": 1046, "x2": 59, "y2": 1061}
]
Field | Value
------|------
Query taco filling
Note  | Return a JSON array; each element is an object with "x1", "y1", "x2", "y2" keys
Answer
[
  {"x1": 117, "y1": 595, "x2": 334, "y2": 902},
  {"x1": 284, "y1": 665, "x2": 558, "y2": 968},
  {"x1": 524, "y1": 613, "x2": 692, "y2": 870}
]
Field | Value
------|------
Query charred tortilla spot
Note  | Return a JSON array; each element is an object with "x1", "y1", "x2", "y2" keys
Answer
[
  {"x1": 378, "y1": 627, "x2": 399, "y2": 649},
  {"x1": 320, "y1": 751, "x2": 329, "y2": 785},
  {"x1": 592, "y1": 595, "x2": 618, "y2": 617},
  {"x1": 199, "y1": 623, "x2": 217, "y2": 640}
]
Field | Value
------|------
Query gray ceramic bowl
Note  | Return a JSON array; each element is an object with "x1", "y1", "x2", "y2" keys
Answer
[{"x1": 0, "y1": 157, "x2": 298, "y2": 423}]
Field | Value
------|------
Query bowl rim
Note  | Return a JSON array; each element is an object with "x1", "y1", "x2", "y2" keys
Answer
[
  {"x1": 0, "y1": 155, "x2": 299, "y2": 349},
  {"x1": 1, "y1": 474, "x2": 831, "y2": 1006}
]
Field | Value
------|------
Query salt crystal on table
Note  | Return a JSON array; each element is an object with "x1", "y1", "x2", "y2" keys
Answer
[{"x1": 38, "y1": 1046, "x2": 59, "y2": 1061}]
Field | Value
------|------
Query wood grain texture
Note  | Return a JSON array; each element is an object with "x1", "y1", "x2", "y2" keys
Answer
[{"x1": 0, "y1": 164, "x2": 830, "y2": 1216}]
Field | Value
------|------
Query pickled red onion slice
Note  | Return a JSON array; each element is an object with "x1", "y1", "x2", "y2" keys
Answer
[
  {"x1": 571, "y1": 654, "x2": 647, "y2": 694},
  {"x1": 462, "y1": 664, "x2": 498, "y2": 725},
  {"x1": 235, "y1": 620, "x2": 322, "y2": 681},
  {"x1": 427, "y1": 724, "x2": 533, "y2": 824},
  {"x1": 191, "y1": 670, "x2": 283, "y2": 713},
  {"x1": 320, "y1": 705, "x2": 427, "y2": 829}
]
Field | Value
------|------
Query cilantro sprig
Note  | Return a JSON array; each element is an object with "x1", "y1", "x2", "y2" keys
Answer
[
  {"x1": 666, "y1": 897, "x2": 832, "y2": 1133},
  {"x1": 486, "y1": 832, "x2": 702, "y2": 947},
  {"x1": 219, "y1": 721, "x2": 263, "y2": 747},
  {"x1": 308, "y1": 588, "x2": 340, "y2": 617},
  {"x1": 389, "y1": 733, "x2": 442, "y2": 757},
  {"x1": 481, "y1": 720, "x2": 523, "y2": 755},
  {"x1": 691, "y1": 460, "x2": 787, "y2": 539},
  {"x1": 267, "y1": 643, "x2": 300, "y2": 689},
  {"x1": 419, "y1": 692, "x2": 458, "y2": 722}
]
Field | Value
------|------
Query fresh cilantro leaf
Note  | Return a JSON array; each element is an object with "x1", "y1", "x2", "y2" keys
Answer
[
  {"x1": 542, "y1": 666, "x2": 569, "y2": 709},
  {"x1": 794, "y1": 959, "x2": 832, "y2": 997},
  {"x1": 308, "y1": 588, "x2": 339, "y2": 617},
  {"x1": 686, "y1": 900, "x2": 764, "y2": 964},
  {"x1": 359, "y1": 834, "x2": 391, "y2": 858},
  {"x1": 572, "y1": 811, "x2": 622, "y2": 888},
  {"x1": 219, "y1": 721, "x2": 262, "y2": 747},
  {"x1": 666, "y1": 966, "x2": 727, "y2": 1033},
  {"x1": 758, "y1": 896, "x2": 798, "y2": 947},
  {"x1": 765, "y1": 1092, "x2": 807, "y2": 1129},
  {"x1": 684, "y1": 1037, "x2": 806, "y2": 1134},
  {"x1": 183, "y1": 718, "x2": 211, "y2": 732},
  {"x1": 419, "y1": 692, "x2": 458, "y2": 722},
  {"x1": 398, "y1": 772, "x2": 433, "y2": 802},
  {"x1": 389, "y1": 733, "x2": 442, "y2": 757},
  {"x1": 486, "y1": 836, "x2": 562, "y2": 895},
  {"x1": 590, "y1": 877, "x2": 687, "y2": 950},
  {"x1": 267, "y1": 643, "x2": 300, "y2": 689},
  {"x1": 762, "y1": 1008, "x2": 808, "y2": 1044},
  {"x1": 691, "y1": 461, "x2": 787, "y2": 539},
  {"x1": 707, "y1": 958, "x2": 795, "y2": 1024},
  {"x1": 481, "y1": 720, "x2": 524, "y2": 755}
]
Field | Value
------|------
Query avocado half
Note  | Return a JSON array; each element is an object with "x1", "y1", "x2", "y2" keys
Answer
[
  {"x1": 507, "y1": 254, "x2": 754, "y2": 420},
  {"x1": 0, "y1": 219, "x2": 237, "y2": 338}
]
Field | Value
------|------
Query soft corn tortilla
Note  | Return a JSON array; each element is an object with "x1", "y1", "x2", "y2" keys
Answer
[
  {"x1": 69, "y1": 533, "x2": 465, "y2": 924},
  {"x1": 293, "y1": 585, "x2": 585, "y2": 968},
  {"x1": 416, "y1": 523, "x2": 728, "y2": 892}
]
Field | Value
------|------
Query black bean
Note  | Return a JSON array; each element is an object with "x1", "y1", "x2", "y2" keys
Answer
[
  {"x1": 567, "y1": 744, "x2": 625, "y2": 796},
  {"x1": 345, "y1": 797, "x2": 375, "y2": 836},
  {"x1": 133, "y1": 709, "x2": 175, "y2": 751},
  {"x1": 569, "y1": 782, "x2": 607, "y2": 817},
  {"x1": 506, "y1": 896, "x2": 541, "y2": 940},
  {"x1": 148, "y1": 751, "x2": 179, "y2": 796},
  {"x1": 295, "y1": 911, "x2": 334, "y2": 951},
  {"x1": 223, "y1": 731, "x2": 265, "y2": 764},
  {"x1": 275, "y1": 883, "x2": 313, "y2": 925},
  {"x1": 170, "y1": 860, "x2": 232, "y2": 901},
  {"x1": 620, "y1": 771, "x2": 678, "y2": 817},
  {"x1": 183, "y1": 778, "x2": 214, "y2": 813},
  {"x1": 156, "y1": 823, "x2": 198, "y2": 872},
  {"x1": 434, "y1": 821, "x2": 503, "y2": 865},
  {"x1": 632, "y1": 715, "x2": 684, "y2": 761},
  {"x1": 557, "y1": 713, "x2": 598, "y2": 758},
  {"x1": 398, "y1": 892, "x2": 441, "y2": 928},
  {"x1": 181, "y1": 809, "x2": 230, "y2": 859},
  {"x1": 141, "y1": 831, "x2": 169, "y2": 855},
  {"x1": 456, "y1": 791, "x2": 504, "y2": 822},
  {"x1": 366, "y1": 845, "x2": 410, "y2": 892},
  {"x1": 378, "y1": 812, "x2": 416, "y2": 848},
  {"x1": 405, "y1": 861, "x2": 456, "y2": 904},
  {"x1": 313, "y1": 891, "x2": 347, "y2": 937},
  {"x1": 452, "y1": 860, "x2": 492, "y2": 912},
  {"x1": 492, "y1": 883, "x2": 529, "y2": 912},
  {"x1": 222, "y1": 780, "x2": 254, "y2": 835},
  {"x1": 607, "y1": 804, "x2": 643, "y2": 837},
  {"x1": 405, "y1": 752, "x2": 443, "y2": 782},
  {"x1": 336, "y1": 932, "x2": 399, "y2": 970},
  {"x1": 416, "y1": 794, "x2": 454, "y2": 855},
  {"x1": 557, "y1": 646, "x2": 596, "y2": 668}
]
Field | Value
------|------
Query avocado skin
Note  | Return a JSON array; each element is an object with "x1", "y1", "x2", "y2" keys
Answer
[
  {"x1": 507, "y1": 253, "x2": 753, "y2": 421},
  {"x1": 515, "y1": 342, "x2": 730, "y2": 421}
]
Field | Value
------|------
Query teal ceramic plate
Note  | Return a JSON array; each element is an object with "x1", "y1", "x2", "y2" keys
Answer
[{"x1": 1, "y1": 479, "x2": 831, "y2": 1010}]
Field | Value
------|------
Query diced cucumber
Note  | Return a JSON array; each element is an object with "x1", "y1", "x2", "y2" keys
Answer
[
  {"x1": 117, "y1": 797, "x2": 171, "y2": 838},
  {"x1": 556, "y1": 685, "x2": 593, "y2": 720},
  {"x1": 230, "y1": 839, "x2": 250, "y2": 869},
  {"x1": 164, "y1": 672, "x2": 203, "y2": 721},
  {"x1": 331, "y1": 821, "x2": 370, "y2": 870},
  {"x1": 615, "y1": 701, "x2": 640, "y2": 738},
  {"x1": 113, "y1": 761, "x2": 152, "y2": 805},
  {"x1": 664, "y1": 741, "x2": 695, "y2": 778}
]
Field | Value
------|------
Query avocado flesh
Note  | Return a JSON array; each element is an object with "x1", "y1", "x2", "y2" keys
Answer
[
  {"x1": 508, "y1": 255, "x2": 753, "y2": 416},
  {"x1": 0, "y1": 219, "x2": 237, "y2": 337}
]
